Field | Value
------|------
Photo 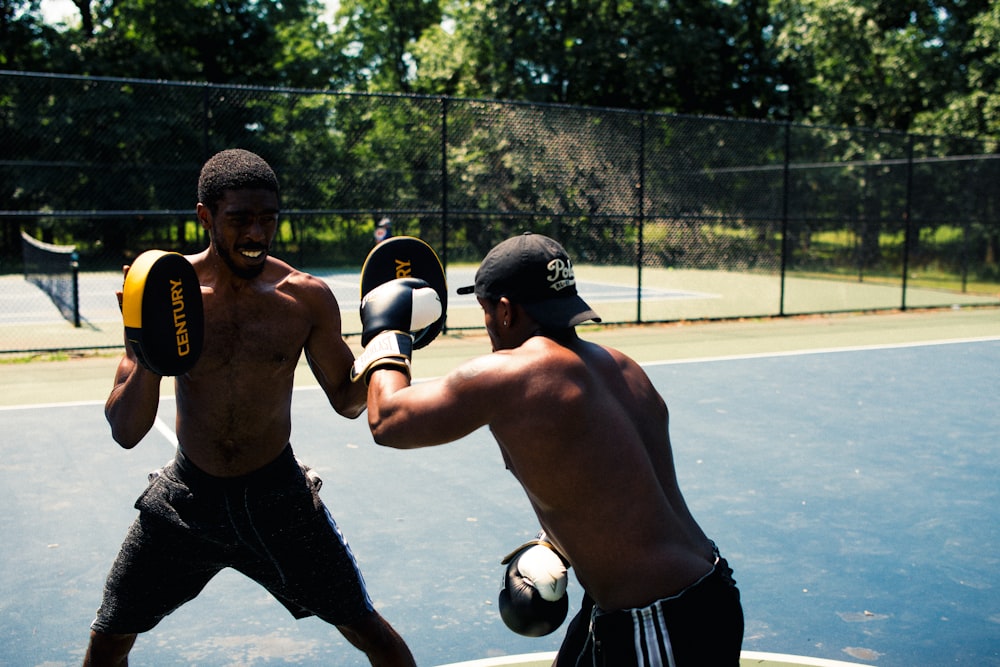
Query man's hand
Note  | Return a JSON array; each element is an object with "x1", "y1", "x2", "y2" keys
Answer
[
  {"x1": 351, "y1": 278, "x2": 442, "y2": 384},
  {"x1": 359, "y1": 277, "x2": 442, "y2": 345}
]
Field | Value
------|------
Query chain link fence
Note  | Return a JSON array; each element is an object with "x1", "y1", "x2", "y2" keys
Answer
[{"x1": 2, "y1": 70, "x2": 998, "y2": 354}]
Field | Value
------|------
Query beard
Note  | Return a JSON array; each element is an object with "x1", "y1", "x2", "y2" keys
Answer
[{"x1": 211, "y1": 229, "x2": 268, "y2": 280}]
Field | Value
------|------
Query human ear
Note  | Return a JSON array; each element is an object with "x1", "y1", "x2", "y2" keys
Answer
[{"x1": 196, "y1": 202, "x2": 212, "y2": 232}]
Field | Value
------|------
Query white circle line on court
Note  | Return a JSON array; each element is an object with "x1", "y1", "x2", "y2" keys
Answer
[
  {"x1": 738, "y1": 651, "x2": 874, "y2": 666},
  {"x1": 430, "y1": 650, "x2": 873, "y2": 667}
]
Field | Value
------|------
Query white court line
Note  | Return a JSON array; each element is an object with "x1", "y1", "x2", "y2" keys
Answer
[
  {"x1": 0, "y1": 398, "x2": 179, "y2": 448},
  {"x1": 291, "y1": 335, "x2": 1000, "y2": 391},
  {"x1": 2, "y1": 335, "x2": 997, "y2": 410},
  {"x1": 641, "y1": 334, "x2": 1000, "y2": 368},
  {"x1": 0, "y1": 399, "x2": 105, "y2": 411},
  {"x1": 152, "y1": 415, "x2": 179, "y2": 447}
]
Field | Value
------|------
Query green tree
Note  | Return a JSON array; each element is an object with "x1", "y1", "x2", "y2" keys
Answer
[
  {"x1": 69, "y1": 0, "x2": 338, "y2": 87},
  {"x1": 422, "y1": 0, "x2": 763, "y2": 116},
  {"x1": 1, "y1": 0, "x2": 76, "y2": 70},
  {"x1": 331, "y1": 0, "x2": 442, "y2": 92},
  {"x1": 769, "y1": 0, "x2": 971, "y2": 131},
  {"x1": 426, "y1": 0, "x2": 758, "y2": 115},
  {"x1": 913, "y1": 1, "x2": 1000, "y2": 137}
]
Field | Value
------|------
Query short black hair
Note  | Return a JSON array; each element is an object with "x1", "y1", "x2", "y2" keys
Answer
[{"x1": 197, "y1": 149, "x2": 279, "y2": 214}]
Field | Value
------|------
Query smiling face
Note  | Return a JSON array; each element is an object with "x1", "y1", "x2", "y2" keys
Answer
[{"x1": 198, "y1": 188, "x2": 279, "y2": 280}]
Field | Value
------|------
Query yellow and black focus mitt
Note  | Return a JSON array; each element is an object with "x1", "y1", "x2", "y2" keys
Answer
[{"x1": 122, "y1": 250, "x2": 204, "y2": 376}]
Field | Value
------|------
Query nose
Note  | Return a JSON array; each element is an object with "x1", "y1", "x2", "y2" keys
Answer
[{"x1": 247, "y1": 218, "x2": 266, "y2": 242}]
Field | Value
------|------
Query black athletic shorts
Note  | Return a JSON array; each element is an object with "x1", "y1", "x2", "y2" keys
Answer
[
  {"x1": 91, "y1": 445, "x2": 375, "y2": 634},
  {"x1": 556, "y1": 553, "x2": 743, "y2": 666}
]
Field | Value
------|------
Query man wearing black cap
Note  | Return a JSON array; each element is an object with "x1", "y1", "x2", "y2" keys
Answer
[{"x1": 357, "y1": 232, "x2": 743, "y2": 666}]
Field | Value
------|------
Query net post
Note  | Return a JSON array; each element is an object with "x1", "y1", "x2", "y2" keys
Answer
[{"x1": 71, "y1": 250, "x2": 81, "y2": 328}]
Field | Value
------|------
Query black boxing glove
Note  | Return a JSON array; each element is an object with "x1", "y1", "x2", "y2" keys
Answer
[
  {"x1": 498, "y1": 539, "x2": 569, "y2": 637},
  {"x1": 359, "y1": 277, "x2": 441, "y2": 346},
  {"x1": 351, "y1": 278, "x2": 442, "y2": 384}
]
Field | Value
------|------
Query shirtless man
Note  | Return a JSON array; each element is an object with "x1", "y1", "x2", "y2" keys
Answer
[
  {"x1": 357, "y1": 232, "x2": 743, "y2": 665},
  {"x1": 84, "y1": 149, "x2": 415, "y2": 666}
]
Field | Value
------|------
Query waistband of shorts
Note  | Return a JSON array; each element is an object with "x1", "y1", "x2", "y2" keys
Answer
[
  {"x1": 595, "y1": 552, "x2": 735, "y2": 619},
  {"x1": 172, "y1": 443, "x2": 296, "y2": 488}
]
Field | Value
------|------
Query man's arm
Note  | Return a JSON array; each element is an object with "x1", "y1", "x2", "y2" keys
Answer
[
  {"x1": 302, "y1": 275, "x2": 367, "y2": 419},
  {"x1": 355, "y1": 275, "x2": 497, "y2": 447},
  {"x1": 105, "y1": 348, "x2": 163, "y2": 448},
  {"x1": 105, "y1": 266, "x2": 163, "y2": 448},
  {"x1": 366, "y1": 353, "x2": 505, "y2": 449}
]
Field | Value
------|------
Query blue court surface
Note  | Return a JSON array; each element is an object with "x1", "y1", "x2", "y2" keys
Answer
[{"x1": 1, "y1": 338, "x2": 998, "y2": 666}]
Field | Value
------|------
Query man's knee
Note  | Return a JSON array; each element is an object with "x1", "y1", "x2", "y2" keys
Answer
[{"x1": 83, "y1": 629, "x2": 137, "y2": 667}]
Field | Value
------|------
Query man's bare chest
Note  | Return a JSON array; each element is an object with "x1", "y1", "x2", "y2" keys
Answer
[{"x1": 200, "y1": 292, "x2": 309, "y2": 366}]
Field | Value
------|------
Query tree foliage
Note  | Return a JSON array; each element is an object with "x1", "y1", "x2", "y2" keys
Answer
[
  {"x1": 1, "y1": 0, "x2": 75, "y2": 70},
  {"x1": 330, "y1": 0, "x2": 442, "y2": 92},
  {"x1": 913, "y1": 1, "x2": 1000, "y2": 137},
  {"x1": 769, "y1": 0, "x2": 978, "y2": 131},
  {"x1": 3, "y1": 0, "x2": 998, "y2": 139}
]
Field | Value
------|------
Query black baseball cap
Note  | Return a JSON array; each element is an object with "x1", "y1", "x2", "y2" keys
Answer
[{"x1": 457, "y1": 232, "x2": 601, "y2": 328}]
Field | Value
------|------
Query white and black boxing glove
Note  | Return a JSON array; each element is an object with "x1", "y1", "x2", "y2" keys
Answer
[
  {"x1": 351, "y1": 278, "x2": 442, "y2": 384},
  {"x1": 498, "y1": 536, "x2": 570, "y2": 637},
  {"x1": 359, "y1": 277, "x2": 442, "y2": 346}
]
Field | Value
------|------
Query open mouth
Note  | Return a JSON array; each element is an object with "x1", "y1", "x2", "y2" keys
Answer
[{"x1": 239, "y1": 247, "x2": 267, "y2": 260}]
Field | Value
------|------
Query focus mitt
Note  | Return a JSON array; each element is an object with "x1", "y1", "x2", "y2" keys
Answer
[
  {"x1": 359, "y1": 236, "x2": 447, "y2": 349},
  {"x1": 122, "y1": 250, "x2": 204, "y2": 376}
]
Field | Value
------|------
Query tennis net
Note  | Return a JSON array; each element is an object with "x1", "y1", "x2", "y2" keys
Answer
[{"x1": 21, "y1": 230, "x2": 81, "y2": 327}]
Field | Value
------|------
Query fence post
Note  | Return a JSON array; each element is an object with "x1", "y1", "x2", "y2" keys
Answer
[
  {"x1": 901, "y1": 134, "x2": 914, "y2": 311},
  {"x1": 636, "y1": 112, "x2": 646, "y2": 324},
  {"x1": 440, "y1": 96, "x2": 450, "y2": 332},
  {"x1": 779, "y1": 121, "x2": 791, "y2": 317}
]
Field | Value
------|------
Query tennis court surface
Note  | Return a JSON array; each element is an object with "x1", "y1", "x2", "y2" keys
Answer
[{"x1": 1, "y1": 310, "x2": 998, "y2": 666}]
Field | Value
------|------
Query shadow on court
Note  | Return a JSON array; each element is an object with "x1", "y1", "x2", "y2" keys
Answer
[{"x1": 1, "y1": 338, "x2": 998, "y2": 666}]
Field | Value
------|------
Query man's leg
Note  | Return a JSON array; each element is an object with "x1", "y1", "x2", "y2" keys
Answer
[
  {"x1": 82, "y1": 630, "x2": 137, "y2": 667},
  {"x1": 336, "y1": 610, "x2": 416, "y2": 667}
]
